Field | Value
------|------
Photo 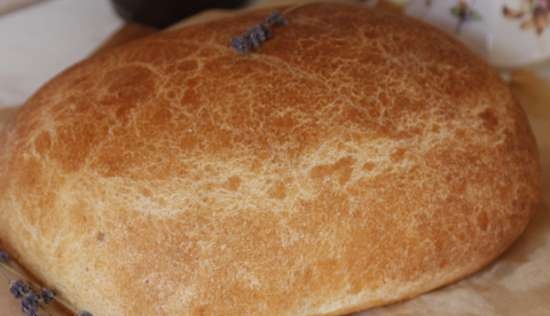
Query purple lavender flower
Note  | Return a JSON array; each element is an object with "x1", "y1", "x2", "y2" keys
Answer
[
  {"x1": 0, "y1": 250, "x2": 8, "y2": 263},
  {"x1": 9, "y1": 280, "x2": 31, "y2": 299},
  {"x1": 23, "y1": 309, "x2": 40, "y2": 316},
  {"x1": 21, "y1": 292, "x2": 40, "y2": 315},
  {"x1": 231, "y1": 11, "x2": 287, "y2": 54},
  {"x1": 249, "y1": 24, "x2": 271, "y2": 42},
  {"x1": 247, "y1": 29, "x2": 262, "y2": 49},
  {"x1": 265, "y1": 12, "x2": 288, "y2": 27},
  {"x1": 39, "y1": 288, "x2": 56, "y2": 304},
  {"x1": 231, "y1": 36, "x2": 251, "y2": 54}
]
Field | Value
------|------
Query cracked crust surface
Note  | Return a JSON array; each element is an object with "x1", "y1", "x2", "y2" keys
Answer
[{"x1": 0, "y1": 3, "x2": 541, "y2": 316}]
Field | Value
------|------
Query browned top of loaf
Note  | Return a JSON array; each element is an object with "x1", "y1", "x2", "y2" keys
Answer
[{"x1": 0, "y1": 3, "x2": 541, "y2": 316}]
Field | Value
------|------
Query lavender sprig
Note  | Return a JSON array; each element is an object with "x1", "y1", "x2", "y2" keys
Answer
[
  {"x1": 21, "y1": 292, "x2": 40, "y2": 316},
  {"x1": 10, "y1": 280, "x2": 31, "y2": 299},
  {"x1": 265, "y1": 11, "x2": 288, "y2": 27},
  {"x1": 0, "y1": 250, "x2": 9, "y2": 263},
  {"x1": 231, "y1": 11, "x2": 288, "y2": 54},
  {"x1": 39, "y1": 288, "x2": 56, "y2": 304},
  {"x1": 1, "y1": 249, "x2": 93, "y2": 316}
]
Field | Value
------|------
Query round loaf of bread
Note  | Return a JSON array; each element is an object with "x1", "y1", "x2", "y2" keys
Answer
[{"x1": 0, "y1": 3, "x2": 541, "y2": 316}]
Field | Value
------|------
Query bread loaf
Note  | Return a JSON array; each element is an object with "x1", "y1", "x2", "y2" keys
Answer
[{"x1": 0, "y1": 3, "x2": 541, "y2": 316}]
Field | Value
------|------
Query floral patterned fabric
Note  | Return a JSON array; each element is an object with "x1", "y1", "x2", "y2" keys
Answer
[{"x1": 384, "y1": 0, "x2": 550, "y2": 67}]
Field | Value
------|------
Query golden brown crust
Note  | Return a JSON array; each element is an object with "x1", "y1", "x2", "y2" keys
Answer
[{"x1": 0, "y1": 3, "x2": 541, "y2": 316}]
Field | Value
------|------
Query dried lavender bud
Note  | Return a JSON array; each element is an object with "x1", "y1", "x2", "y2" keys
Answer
[
  {"x1": 77, "y1": 311, "x2": 93, "y2": 316},
  {"x1": 231, "y1": 11, "x2": 287, "y2": 54},
  {"x1": 263, "y1": 24, "x2": 273, "y2": 39},
  {"x1": 39, "y1": 288, "x2": 56, "y2": 304},
  {"x1": 246, "y1": 28, "x2": 263, "y2": 49},
  {"x1": 0, "y1": 250, "x2": 8, "y2": 263},
  {"x1": 9, "y1": 280, "x2": 31, "y2": 299},
  {"x1": 231, "y1": 36, "x2": 250, "y2": 54},
  {"x1": 265, "y1": 11, "x2": 288, "y2": 27},
  {"x1": 21, "y1": 292, "x2": 40, "y2": 315},
  {"x1": 250, "y1": 24, "x2": 271, "y2": 42},
  {"x1": 244, "y1": 24, "x2": 273, "y2": 49}
]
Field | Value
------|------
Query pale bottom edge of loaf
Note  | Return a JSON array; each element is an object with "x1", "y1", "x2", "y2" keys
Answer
[{"x1": 308, "y1": 234, "x2": 520, "y2": 316}]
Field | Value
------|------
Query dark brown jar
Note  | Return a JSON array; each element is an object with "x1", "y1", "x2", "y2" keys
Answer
[{"x1": 111, "y1": 0, "x2": 249, "y2": 28}]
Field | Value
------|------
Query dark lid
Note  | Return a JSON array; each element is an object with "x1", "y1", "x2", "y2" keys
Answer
[{"x1": 111, "y1": 0, "x2": 248, "y2": 29}]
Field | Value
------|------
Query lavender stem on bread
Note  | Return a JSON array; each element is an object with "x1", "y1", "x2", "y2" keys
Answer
[
  {"x1": 0, "y1": 250, "x2": 8, "y2": 263},
  {"x1": 1, "y1": 249, "x2": 92, "y2": 316},
  {"x1": 231, "y1": 11, "x2": 287, "y2": 54}
]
